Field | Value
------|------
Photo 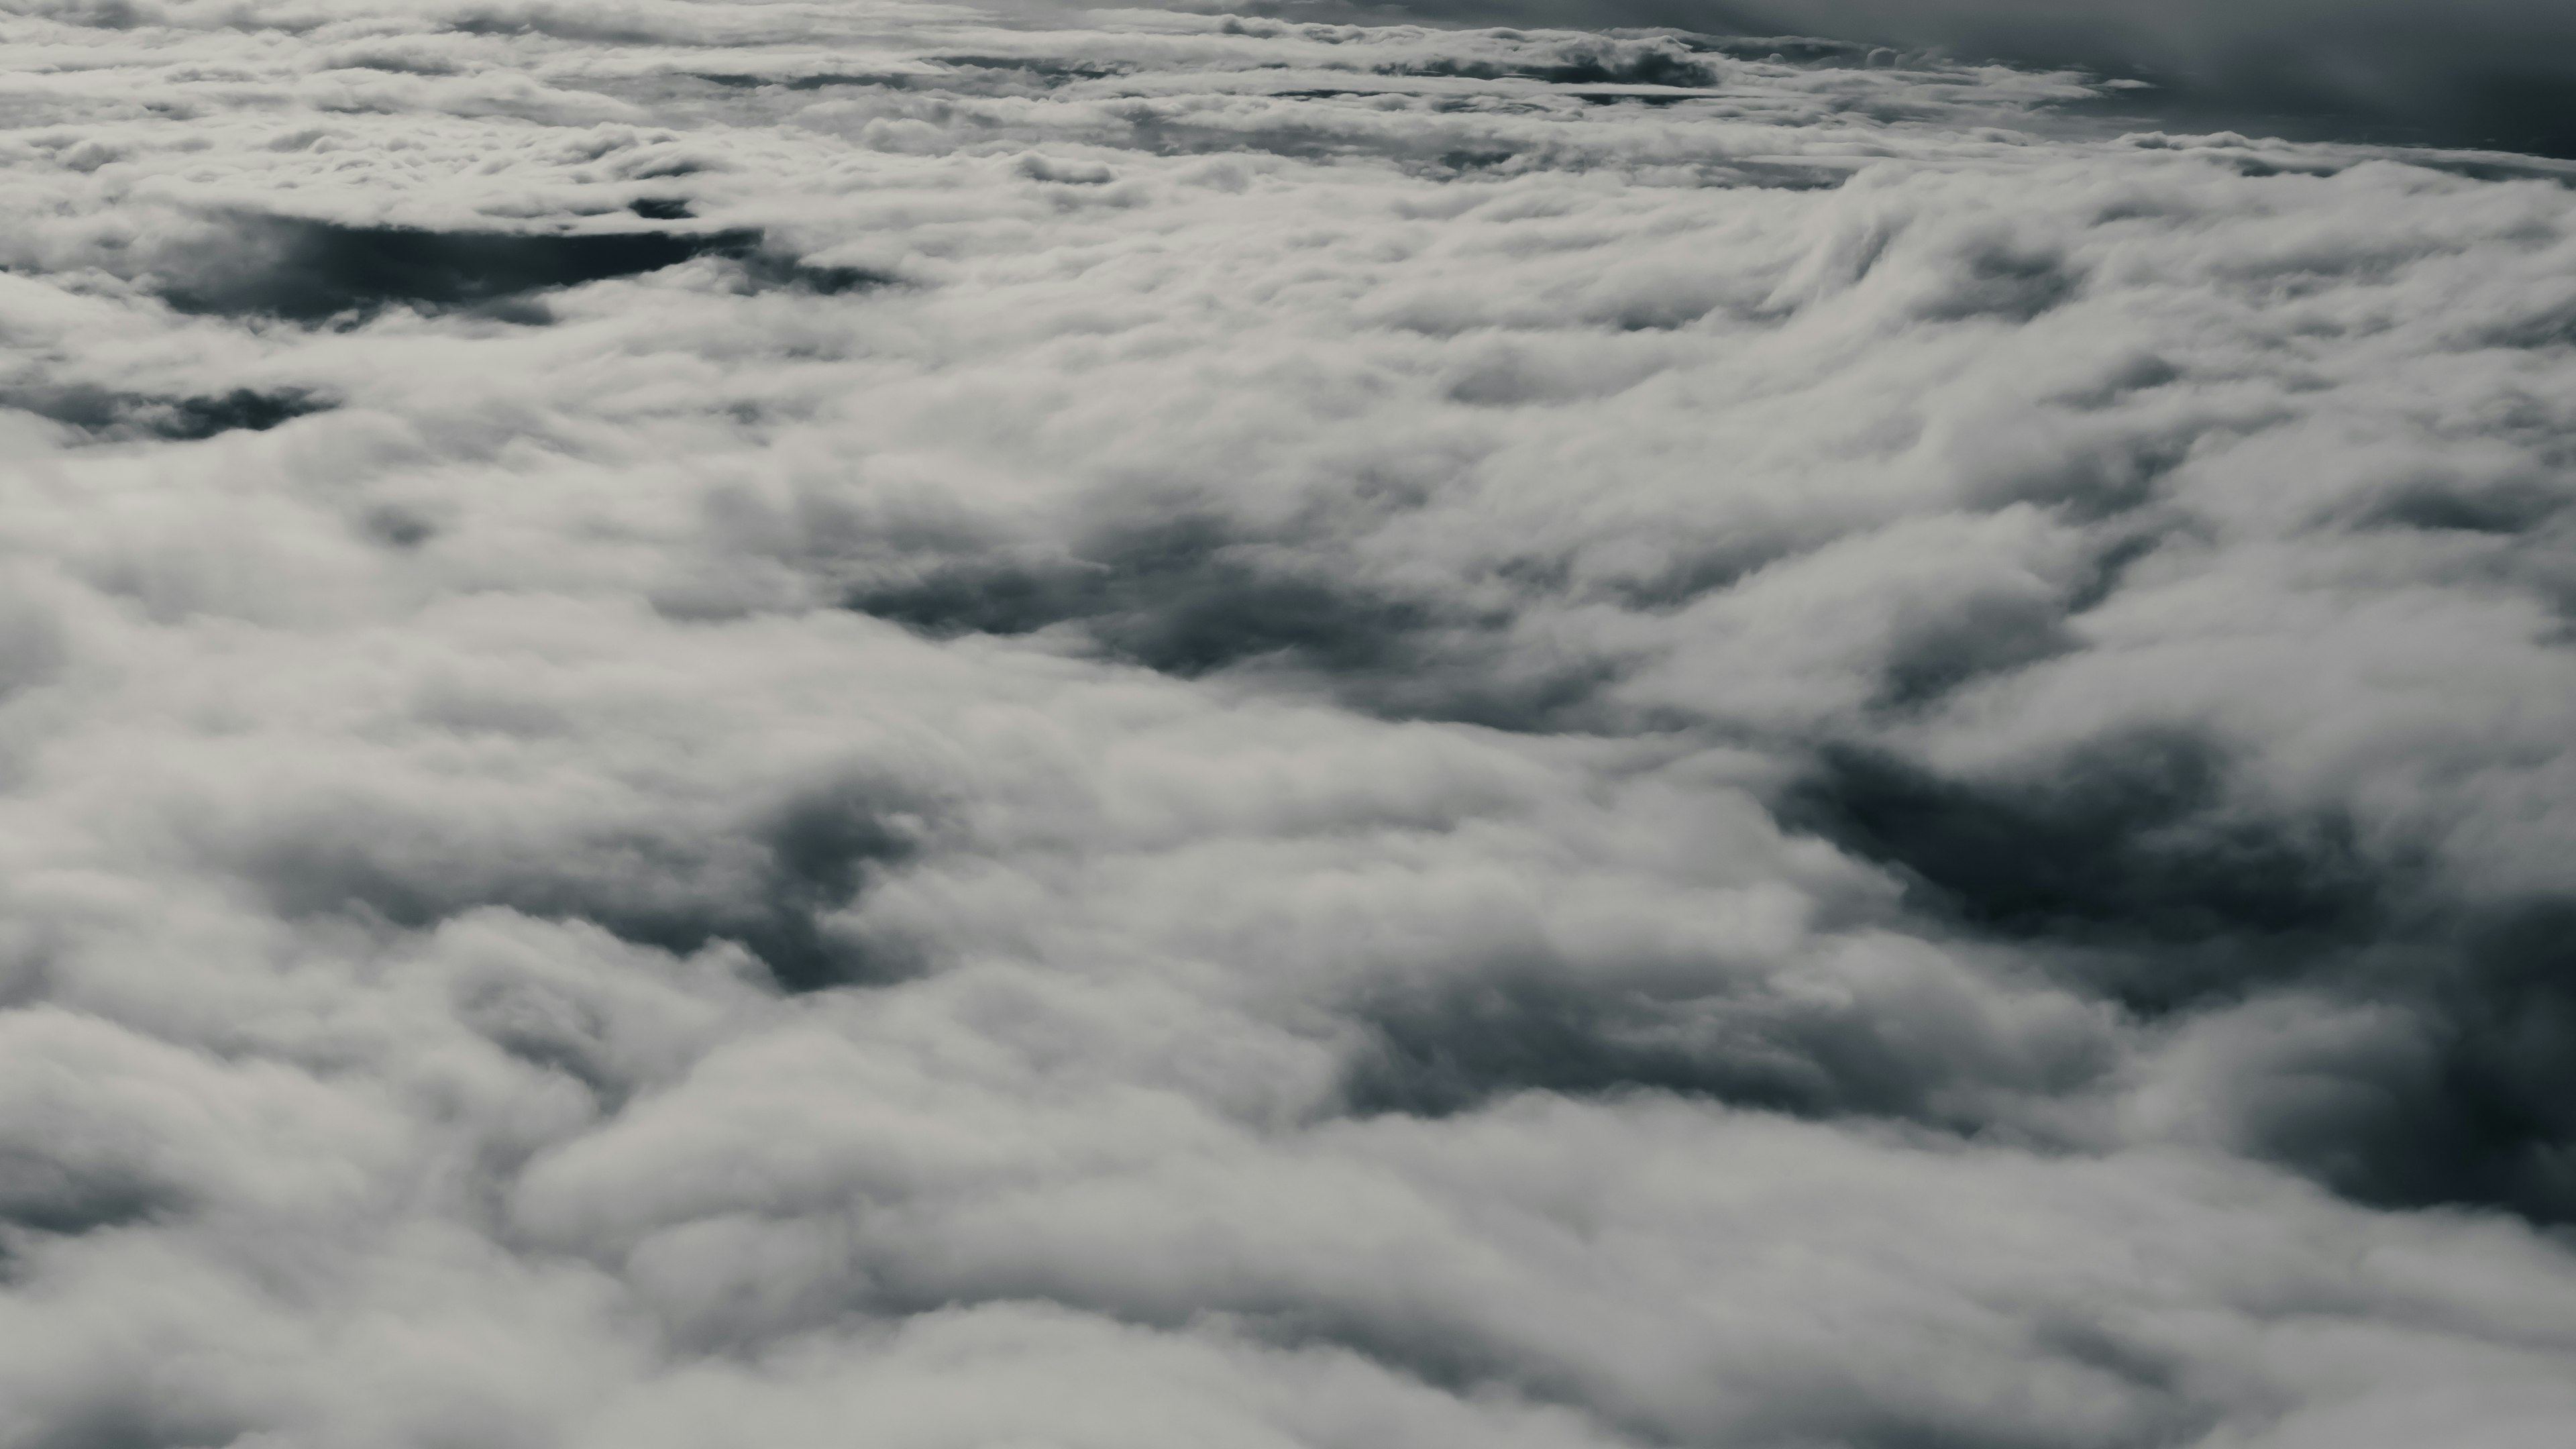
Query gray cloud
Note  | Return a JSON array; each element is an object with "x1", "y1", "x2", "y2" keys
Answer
[
  {"x1": 1332, "y1": 0, "x2": 2576, "y2": 154},
  {"x1": 0, "y1": 3, "x2": 2573, "y2": 1447}
]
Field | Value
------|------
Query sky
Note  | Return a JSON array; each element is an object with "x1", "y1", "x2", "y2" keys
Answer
[
  {"x1": 2, "y1": 1, "x2": 2575, "y2": 1446},
  {"x1": 1356, "y1": 0, "x2": 2576, "y2": 155}
]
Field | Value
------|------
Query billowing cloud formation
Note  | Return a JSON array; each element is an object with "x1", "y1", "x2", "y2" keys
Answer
[{"x1": 3, "y1": 2, "x2": 2576, "y2": 1446}]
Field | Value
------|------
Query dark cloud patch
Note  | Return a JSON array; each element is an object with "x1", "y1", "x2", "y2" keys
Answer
[
  {"x1": 0, "y1": 383, "x2": 331, "y2": 441},
  {"x1": 851, "y1": 515, "x2": 1436, "y2": 680},
  {"x1": 158, "y1": 214, "x2": 736, "y2": 320},
  {"x1": 150, "y1": 214, "x2": 875, "y2": 321},
  {"x1": 1338, "y1": 955, "x2": 2105, "y2": 1129},
  {"x1": 1780, "y1": 735, "x2": 2385, "y2": 996},
  {"x1": 0, "y1": 1148, "x2": 178, "y2": 1238},
  {"x1": 2261, "y1": 901, "x2": 2576, "y2": 1222},
  {"x1": 2360, "y1": 478, "x2": 2566, "y2": 537},
  {"x1": 924, "y1": 56, "x2": 1136, "y2": 84},
  {"x1": 692, "y1": 58, "x2": 1129, "y2": 97},
  {"x1": 1574, "y1": 91, "x2": 1709, "y2": 109},
  {"x1": 843, "y1": 521, "x2": 1635, "y2": 730},
  {"x1": 1388, "y1": 38, "x2": 1724, "y2": 88},
  {"x1": 724, "y1": 250, "x2": 894, "y2": 297},
  {"x1": 626, "y1": 197, "x2": 696, "y2": 221},
  {"x1": 1686, "y1": 36, "x2": 1873, "y2": 65},
  {"x1": 1919, "y1": 243, "x2": 2082, "y2": 323},
  {"x1": 1777, "y1": 738, "x2": 2576, "y2": 1223},
  {"x1": 1435, "y1": 148, "x2": 1519, "y2": 174},
  {"x1": 245, "y1": 780, "x2": 928, "y2": 992}
]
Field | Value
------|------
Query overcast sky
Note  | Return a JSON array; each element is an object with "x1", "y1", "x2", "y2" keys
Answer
[{"x1": 3, "y1": 1, "x2": 2575, "y2": 1446}]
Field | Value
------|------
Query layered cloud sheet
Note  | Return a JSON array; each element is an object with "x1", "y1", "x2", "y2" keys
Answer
[{"x1": 4, "y1": 2, "x2": 2576, "y2": 1446}]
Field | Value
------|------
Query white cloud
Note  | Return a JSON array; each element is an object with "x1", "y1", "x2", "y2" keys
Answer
[{"x1": 1, "y1": 2, "x2": 2573, "y2": 1446}]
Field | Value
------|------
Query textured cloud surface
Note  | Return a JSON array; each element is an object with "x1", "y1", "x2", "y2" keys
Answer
[{"x1": 4, "y1": 2, "x2": 2576, "y2": 1446}]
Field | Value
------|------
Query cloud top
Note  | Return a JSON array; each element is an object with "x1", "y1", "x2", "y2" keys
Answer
[{"x1": 1, "y1": 3, "x2": 2573, "y2": 1447}]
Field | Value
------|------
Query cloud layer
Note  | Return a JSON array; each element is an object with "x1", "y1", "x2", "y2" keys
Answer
[
  {"x1": 1356, "y1": 0, "x2": 2576, "y2": 155},
  {"x1": 3, "y1": 3, "x2": 2575, "y2": 1446}
]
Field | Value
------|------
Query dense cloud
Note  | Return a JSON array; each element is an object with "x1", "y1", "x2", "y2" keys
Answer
[{"x1": 2, "y1": 1, "x2": 2575, "y2": 1446}]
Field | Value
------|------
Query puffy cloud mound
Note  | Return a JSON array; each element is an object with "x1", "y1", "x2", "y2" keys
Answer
[{"x1": 3, "y1": 3, "x2": 2575, "y2": 1446}]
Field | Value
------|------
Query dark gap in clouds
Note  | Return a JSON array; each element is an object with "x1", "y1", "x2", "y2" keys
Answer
[
  {"x1": 1385, "y1": 42, "x2": 1723, "y2": 87},
  {"x1": 2361, "y1": 479, "x2": 2567, "y2": 537},
  {"x1": 1682, "y1": 36, "x2": 1871, "y2": 65},
  {"x1": 1772, "y1": 739, "x2": 2576, "y2": 1224},
  {"x1": 1337, "y1": 957, "x2": 2105, "y2": 1127},
  {"x1": 446, "y1": 9, "x2": 667, "y2": 45},
  {"x1": 849, "y1": 515, "x2": 1436, "y2": 680},
  {"x1": 690, "y1": 58, "x2": 1130, "y2": 97},
  {"x1": 0, "y1": 1149, "x2": 180, "y2": 1238},
  {"x1": 2265, "y1": 901, "x2": 2576, "y2": 1223},
  {"x1": 2222, "y1": 157, "x2": 2348, "y2": 181},
  {"x1": 782, "y1": 73, "x2": 919, "y2": 91},
  {"x1": 154, "y1": 215, "x2": 879, "y2": 322},
  {"x1": 0, "y1": 383, "x2": 332, "y2": 441},
  {"x1": 1574, "y1": 92, "x2": 1709, "y2": 108},
  {"x1": 2420, "y1": 901, "x2": 2576, "y2": 1220},
  {"x1": 926, "y1": 56, "x2": 1136, "y2": 80},
  {"x1": 247, "y1": 782, "x2": 927, "y2": 992},
  {"x1": 845, "y1": 521, "x2": 1640, "y2": 731},
  {"x1": 160, "y1": 215, "x2": 734, "y2": 319},
  {"x1": 1778, "y1": 735, "x2": 2383, "y2": 992},
  {"x1": 725, "y1": 251, "x2": 893, "y2": 297},
  {"x1": 627, "y1": 197, "x2": 696, "y2": 221}
]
